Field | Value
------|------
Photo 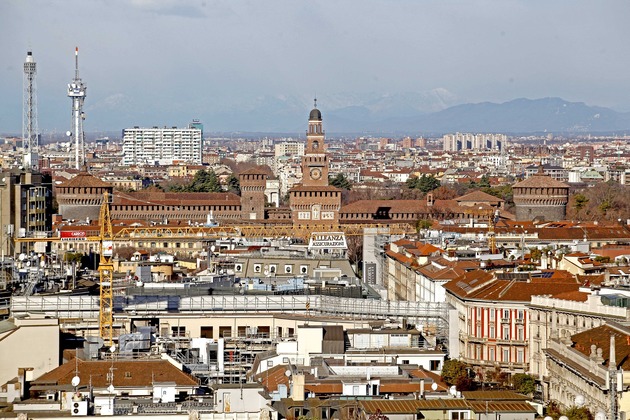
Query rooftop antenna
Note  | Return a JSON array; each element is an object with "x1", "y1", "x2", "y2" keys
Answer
[
  {"x1": 22, "y1": 50, "x2": 39, "y2": 171},
  {"x1": 67, "y1": 47, "x2": 87, "y2": 170}
]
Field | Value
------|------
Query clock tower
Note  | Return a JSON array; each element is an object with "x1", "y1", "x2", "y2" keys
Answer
[
  {"x1": 289, "y1": 101, "x2": 341, "y2": 226},
  {"x1": 302, "y1": 100, "x2": 328, "y2": 187}
]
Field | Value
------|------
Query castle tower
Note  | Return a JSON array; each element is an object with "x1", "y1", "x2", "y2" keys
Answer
[
  {"x1": 239, "y1": 168, "x2": 268, "y2": 220},
  {"x1": 289, "y1": 102, "x2": 341, "y2": 226},
  {"x1": 301, "y1": 100, "x2": 329, "y2": 187},
  {"x1": 513, "y1": 166, "x2": 569, "y2": 221}
]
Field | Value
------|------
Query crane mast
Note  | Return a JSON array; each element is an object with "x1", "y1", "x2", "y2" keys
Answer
[{"x1": 98, "y1": 192, "x2": 114, "y2": 346}]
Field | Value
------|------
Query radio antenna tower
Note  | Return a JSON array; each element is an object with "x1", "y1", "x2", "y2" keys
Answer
[
  {"x1": 23, "y1": 50, "x2": 39, "y2": 170},
  {"x1": 67, "y1": 47, "x2": 87, "y2": 170}
]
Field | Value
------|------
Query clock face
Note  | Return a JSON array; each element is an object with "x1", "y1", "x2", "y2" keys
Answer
[{"x1": 310, "y1": 168, "x2": 322, "y2": 180}]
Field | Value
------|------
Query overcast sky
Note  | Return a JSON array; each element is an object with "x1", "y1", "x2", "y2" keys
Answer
[{"x1": 1, "y1": 0, "x2": 629, "y2": 133}]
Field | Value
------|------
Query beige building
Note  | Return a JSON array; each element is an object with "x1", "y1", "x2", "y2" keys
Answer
[
  {"x1": 545, "y1": 323, "x2": 630, "y2": 419},
  {"x1": 0, "y1": 317, "x2": 59, "y2": 400}
]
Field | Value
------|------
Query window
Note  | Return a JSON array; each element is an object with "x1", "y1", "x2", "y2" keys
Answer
[
  {"x1": 200, "y1": 326, "x2": 213, "y2": 338},
  {"x1": 489, "y1": 347, "x2": 495, "y2": 361},
  {"x1": 490, "y1": 310, "x2": 495, "y2": 321},
  {"x1": 430, "y1": 360, "x2": 440, "y2": 370},
  {"x1": 171, "y1": 326, "x2": 186, "y2": 337},
  {"x1": 517, "y1": 310, "x2": 524, "y2": 320},
  {"x1": 476, "y1": 307, "x2": 481, "y2": 317},
  {"x1": 503, "y1": 325, "x2": 510, "y2": 340},
  {"x1": 503, "y1": 309, "x2": 510, "y2": 319},
  {"x1": 503, "y1": 349, "x2": 510, "y2": 362},
  {"x1": 518, "y1": 326, "x2": 524, "y2": 341},
  {"x1": 517, "y1": 349, "x2": 524, "y2": 363},
  {"x1": 490, "y1": 325, "x2": 495, "y2": 339}
]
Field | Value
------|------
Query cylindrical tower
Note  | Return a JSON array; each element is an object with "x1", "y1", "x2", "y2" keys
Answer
[
  {"x1": 67, "y1": 47, "x2": 87, "y2": 170},
  {"x1": 513, "y1": 167, "x2": 569, "y2": 221},
  {"x1": 23, "y1": 50, "x2": 39, "y2": 170}
]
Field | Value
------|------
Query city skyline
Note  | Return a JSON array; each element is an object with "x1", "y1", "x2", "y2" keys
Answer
[{"x1": 1, "y1": 0, "x2": 630, "y2": 133}]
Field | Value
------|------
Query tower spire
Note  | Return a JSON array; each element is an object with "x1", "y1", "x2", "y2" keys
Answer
[
  {"x1": 23, "y1": 50, "x2": 39, "y2": 170},
  {"x1": 68, "y1": 46, "x2": 87, "y2": 170}
]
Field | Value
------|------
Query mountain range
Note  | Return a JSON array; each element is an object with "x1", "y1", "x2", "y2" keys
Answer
[
  {"x1": 202, "y1": 94, "x2": 630, "y2": 135},
  {"x1": 9, "y1": 93, "x2": 630, "y2": 137}
]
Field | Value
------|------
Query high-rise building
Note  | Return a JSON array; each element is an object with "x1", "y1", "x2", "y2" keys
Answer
[
  {"x1": 442, "y1": 132, "x2": 507, "y2": 152},
  {"x1": 122, "y1": 122, "x2": 203, "y2": 166},
  {"x1": 274, "y1": 141, "x2": 305, "y2": 158}
]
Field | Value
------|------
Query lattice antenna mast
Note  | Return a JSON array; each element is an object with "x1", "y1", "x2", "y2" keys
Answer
[
  {"x1": 67, "y1": 47, "x2": 87, "y2": 170},
  {"x1": 98, "y1": 192, "x2": 114, "y2": 346},
  {"x1": 23, "y1": 50, "x2": 39, "y2": 170}
]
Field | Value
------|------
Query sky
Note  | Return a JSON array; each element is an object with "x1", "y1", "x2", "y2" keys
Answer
[{"x1": 1, "y1": 0, "x2": 630, "y2": 133}]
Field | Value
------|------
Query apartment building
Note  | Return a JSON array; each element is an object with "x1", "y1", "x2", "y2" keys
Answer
[{"x1": 122, "y1": 122, "x2": 203, "y2": 165}]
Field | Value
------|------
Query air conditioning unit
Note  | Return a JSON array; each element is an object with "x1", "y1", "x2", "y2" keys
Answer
[
  {"x1": 235, "y1": 264, "x2": 243, "y2": 272},
  {"x1": 71, "y1": 400, "x2": 88, "y2": 416},
  {"x1": 285, "y1": 265, "x2": 292, "y2": 274}
]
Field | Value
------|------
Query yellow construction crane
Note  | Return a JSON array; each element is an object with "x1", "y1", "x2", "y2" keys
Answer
[{"x1": 98, "y1": 192, "x2": 114, "y2": 346}]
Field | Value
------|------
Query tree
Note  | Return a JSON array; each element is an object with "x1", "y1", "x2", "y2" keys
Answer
[
  {"x1": 441, "y1": 359, "x2": 475, "y2": 390},
  {"x1": 573, "y1": 193, "x2": 589, "y2": 215},
  {"x1": 329, "y1": 173, "x2": 352, "y2": 190},
  {"x1": 226, "y1": 174, "x2": 241, "y2": 194},
  {"x1": 512, "y1": 373, "x2": 536, "y2": 395},
  {"x1": 417, "y1": 174, "x2": 441, "y2": 193},
  {"x1": 479, "y1": 174, "x2": 491, "y2": 188},
  {"x1": 562, "y1": 406, "x2": 594, "y2": 420},
  {"x1": 415, "y1": 219, "x2": 433, "y2": 240}
]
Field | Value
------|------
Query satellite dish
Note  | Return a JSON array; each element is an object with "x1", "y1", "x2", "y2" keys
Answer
[
  {"x1": 559, "y1": 416, "x2": 569, "y2": 420},
  {"x1": 544, "y1": 417, "x2": 553, "y2": 420},
  {"x1": 71, "y1": 376, "x2": 81, "y2": 387},
  {"x1": 107, "y1": 384, "x2": 115, "y2": 394},
  {"x1": 66, "y1": 131, "x2": 72, "y2": 137},
  {"x1": 210, "y1": 245, "x2": 216, "y2": 252},
  {"x1": 110, "y1": 345, "x2": 116, "y2": 353},
  {"x1": 284, "y1": 370, "x2": 292, "y2": 377},
  {"x1": 431, "y1": 382, "x2": 438, "y2": 391},
  {"x1": 449, "y1": 385, "x2": 457, "y2": 396},
  {"x1": 595, "y1": 412, "x2": 606, "y2": 420},
  {"x1": 18, "y1": 253, "x2": 26, "y2": 261}
]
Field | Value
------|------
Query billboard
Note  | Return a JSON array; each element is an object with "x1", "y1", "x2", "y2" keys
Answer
[
  {"x1": 60, "y1": 231, "x2": 87, "y2": 240},
  {"x1": 308, "y1": 232, "x2": 347, "y2": 250}
]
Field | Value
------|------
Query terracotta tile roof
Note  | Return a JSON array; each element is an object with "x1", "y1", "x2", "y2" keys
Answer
[
  {"x1": 462, "y1": 390, "x2": 529, "y2": 401},
  {"x1": 456, "y1": 190, "x2": 504, "y2": 204},
  {"x1": 254, "y1": 364, "x2": 290, "y2": 392},
  {"x1": 570, "y1": 324, "x2": 630, "y2": 370},
  {"x1": 444, "y1": 269, "x2": 580, "y2": 302},
  {"x1": 359, "y1": 399, "x2": 535, "y2": 414},
  {"x1": 57, "y1": 171, "x2": 112, "y2": 188},
  {"x1": 113, "y1": 191, "x2": 241, "y2": 206},
  {"x1": 32, "y1": 359, "x2": 198, "y2": 388},
  {"x1": 304, "y1": 382, "x2": 342, "y2": 394},
  {"x1": 513, "y1": 174, "x2": 569, "y2": 189}
]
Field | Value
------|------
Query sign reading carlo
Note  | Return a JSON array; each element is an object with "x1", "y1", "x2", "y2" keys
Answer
[{"x1": 308, "y1": 232, "x2": 348, "y2": 250}]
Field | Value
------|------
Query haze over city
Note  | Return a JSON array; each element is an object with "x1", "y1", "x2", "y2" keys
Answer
[{"x1": 2, "y1": 0, "x2": 630, "y2": 133}]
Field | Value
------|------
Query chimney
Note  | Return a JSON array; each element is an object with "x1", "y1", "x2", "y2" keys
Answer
[{"x1": 427, "y1": 193, "x2": 434, "y2": 207}]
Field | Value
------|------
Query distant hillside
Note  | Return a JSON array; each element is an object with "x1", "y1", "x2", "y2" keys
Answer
[{"x1": 326, "y1": 97, "x2": 630, "y2": 134}]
